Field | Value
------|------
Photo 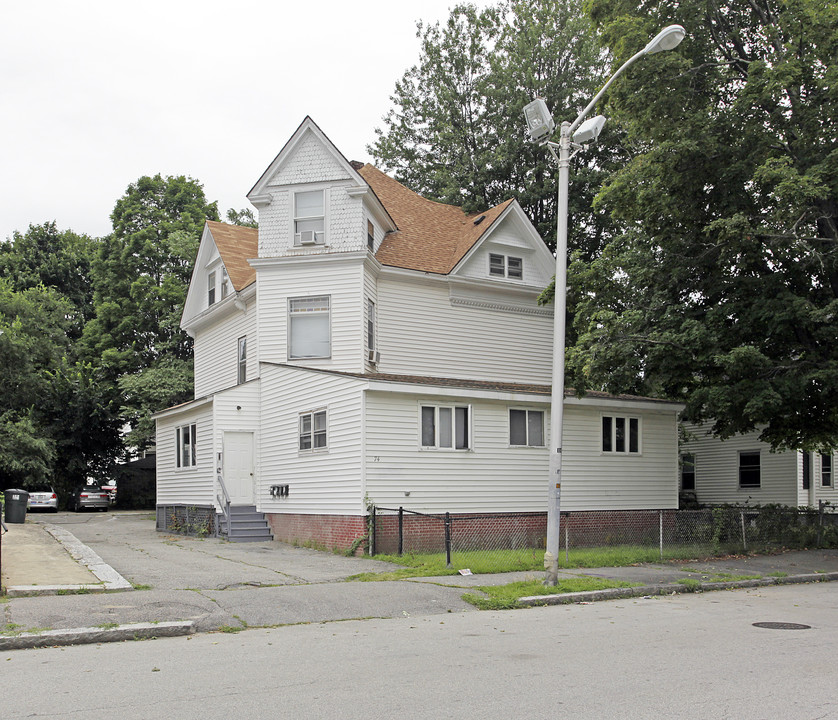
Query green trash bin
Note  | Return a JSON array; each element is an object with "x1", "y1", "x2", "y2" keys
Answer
[{"x1": 4, "y1": 489, "x2": 29, "y2": 523}]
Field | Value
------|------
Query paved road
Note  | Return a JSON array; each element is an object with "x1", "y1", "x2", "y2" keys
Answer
[
  {"x1": 2, "y1": 582, "x2": 835, "y2": 719},
  {"x1": 7, "y1": 512, "x2": 481, "y2": 633}
]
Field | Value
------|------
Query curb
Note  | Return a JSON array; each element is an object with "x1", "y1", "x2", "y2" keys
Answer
[
  {"x1": 518, "y1": 571, "x2": 838, "y2": 606},
  {"x1": 0, "y1": 621, "x2": 195, "y2": 651}
]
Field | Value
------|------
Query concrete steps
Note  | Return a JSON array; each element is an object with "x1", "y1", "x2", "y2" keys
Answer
[{"x1": 219, "y1": 505, "x2": 273, "y2": 543}]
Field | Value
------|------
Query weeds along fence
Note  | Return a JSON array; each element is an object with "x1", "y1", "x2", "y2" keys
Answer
[{"x1": 369, "y1": 503, "x2": 837, "y2": 571}]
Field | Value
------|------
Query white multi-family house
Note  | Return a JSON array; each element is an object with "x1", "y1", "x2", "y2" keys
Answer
[
  {"x1": 679, "y1": 422, "x2": 838, "y2": 509},
  {"x1": 154, "y1": 117, "x2": 684, "y2": 547}
]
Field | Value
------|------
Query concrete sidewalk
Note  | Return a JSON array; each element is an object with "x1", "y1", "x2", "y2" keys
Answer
[{"x1": 2, "y1": 514, "x2": 837, "y2": 652}]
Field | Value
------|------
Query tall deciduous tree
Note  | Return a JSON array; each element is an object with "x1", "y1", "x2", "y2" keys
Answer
[
  {"x1": 83, "y1": 174, "x2": 219, "y2": 451},
  {"x1": 570, "y1": 0, "x2": 838, "y2": 450},
  {"x1": 370, "y1": 0, "x2": 619, "y2": 260}
]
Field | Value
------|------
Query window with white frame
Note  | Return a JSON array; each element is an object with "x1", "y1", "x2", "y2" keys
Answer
[
  {"x1": 237, "y1": 336, "x2": 247, "y2": 384},
  {"x1": 367, "y1": 299, "x2": 375, "y2": 353},
  {"x1": 294, "y1": 190, "x2": 325, "y2": 245},
  {"x1": 221, "y1": 267, "x2": 230, "y2": 299},
  {"x1": 509, "y1": 409, "x2": 544, "y2": 447},
  {"x1": 421, "y1": 405, "x2": 470, "y2": 449},
  {"x1": 489, "y1": 253, "x2": 523, "y2": 280},
  {"x1": 288, "y1": 295, "x2": 330, "y2": 359},
  {"x1": 367, "y1": 219, "x2": 375, "y2": 250},
  {"x1": 299, "y1": 410, "x2": 327, "y2": 451},
  {"x1": 681, "y1": 453, "x2": 696, "y2": 491},
  {"x1": 601, "y1": 415, "x2": 640, "y2": 454},
  {"x1": 207, "y1": 270, "x2": 216, "y2": 306},
  {"x1": 822, "y1": 453, "x2": 832, "y2": 487},
  {"x1": 739, "y1": 451, "x2": 760, "y2": 488},
  {"x1": 175, "y1": 423, "x2": 197, "y2": 468}
]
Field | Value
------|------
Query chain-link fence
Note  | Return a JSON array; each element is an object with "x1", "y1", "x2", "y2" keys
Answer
[
  {"x1": 369, "y1": 503, "x2": 837, "y2": 572},
  {"x1": 156, "y1": 504, "x2": 217, "y2": 537}
]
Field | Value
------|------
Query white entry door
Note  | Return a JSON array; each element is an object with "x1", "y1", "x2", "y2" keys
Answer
[{"x1": 223, "y1": 431, "x2": 255, "y2": 505}]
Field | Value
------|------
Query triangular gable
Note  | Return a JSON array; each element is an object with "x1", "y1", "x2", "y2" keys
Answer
[
  {"x1": 247, "y1": 116, "x2": 367, "y2": 205},
  {"x1": 181, "y1": 221, "x2": 258, "y2": 328},
  {"x1": 450, "y1": 201, "x2": 555, "y2": 286},
  {"x1": 359, "y1": 164, "x2": 514, "y2": 275}
]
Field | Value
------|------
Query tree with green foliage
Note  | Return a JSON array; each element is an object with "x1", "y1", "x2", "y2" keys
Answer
[
  {"x1": 370, "y1": 0, "x2": 621, "y2": 260},
  {"x1": 0, "y1": 280, "x2": 121, "y2": 492},
  {"x1": 81, "y1": 174, "x2": 219, "y2": 452},
  {"x1": 226, "y1": 207, "x2": 258, "y2": 228},
  {"x1": 569, "y1": 0, "x2": 838, "y2": 451},
  {"x1": 0, "y1": 222, "x2": 98, "y2": 338}
]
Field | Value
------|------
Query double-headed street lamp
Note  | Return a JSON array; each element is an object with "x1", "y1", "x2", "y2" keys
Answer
[{"x1": 524, "y1": 24, "x2": 686, "y2": 585}]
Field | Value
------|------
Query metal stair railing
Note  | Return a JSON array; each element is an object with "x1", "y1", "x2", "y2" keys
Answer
[{"x1": 216, "y1": 473, "x2": 232, "y2": 538}]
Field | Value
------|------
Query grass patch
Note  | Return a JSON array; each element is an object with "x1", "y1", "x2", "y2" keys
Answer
[
  {"x1": 463, "y1": 578, "x2": 640, "y2": 610},
  {"x1": 676, "y1": 578, "x2": 702, "y2": 592},
  {"x1": 216, "y1": 625, "x2": 244, "y2": 633},
  {"x1": 97, "y1": 622, "x2": 119, "y2": 630},
  {"x1": 132, "y1": 583, "x2": 153, "y2": 591},
  {"x1": 768, "y1": 571, "x2": 788, "y2": 578},
  {"x1": 352, "y1": 544, "x2": 716, "y2": 581}
]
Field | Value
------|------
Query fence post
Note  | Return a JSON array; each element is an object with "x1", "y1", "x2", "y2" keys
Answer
[
  {"x1": 398, "y1": 506, "x2": 404, "y2": 556},
  {"x1": 445, "y1": 512, "x2": 452, "y2": 568},
  {"x1": 564, "y1": 516, "x2": 569, "y2": 564},
  {"x1": 659, "y1": 511, "x2": 663, "y2": 561},
  {"x1": 818, "y1": 500, "x2": 824, "y2": 548},
  {"x1": 740, "y1": 512, "x2": 747, "y2": 552},
  {"x1": 369, "y1": 505, "x2": 376, "y2": 556}
]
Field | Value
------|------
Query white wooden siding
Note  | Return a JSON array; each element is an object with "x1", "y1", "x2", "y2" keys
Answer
[
  {"x1": 794, "y1": 451, "x2": 838, "y2": 507},
  {"x1": 155, "y1": 403, "x2": 215, "y2": 506},
  {"x1": 256, "y1": 256, "x2": 366, "y2": 372},
  {"x1": 376, "y1": 275, "x2": 553, "y2": 384},
  {"x1": 681, "y1": 422, "x2": 799, "y2": 506},
  {"x1": 258, "y1": 364, "x2": 365, "y2": 515},
  {"x1": 193, "y1": 301, "x2": 257, "y2": 398},
  {"x1": 365, "y1": 392, "x2": 679, "y2": 514}
]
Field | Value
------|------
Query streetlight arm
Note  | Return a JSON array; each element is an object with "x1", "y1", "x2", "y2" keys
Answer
[{"x1": 569, "y1": 47, "x2": 646, "y2": 134}]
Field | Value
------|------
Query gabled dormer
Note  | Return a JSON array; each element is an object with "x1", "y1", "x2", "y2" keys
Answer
[
  {"x1": 181, "y1": 221, "x2": 258, "y2": 334},
  {"x1": 247, "y1": 117, "x2": 395, "y2": 258}
]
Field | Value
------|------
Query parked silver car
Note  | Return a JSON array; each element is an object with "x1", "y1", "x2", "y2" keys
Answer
[
  {"x1": 27, "y1": 484, "x2": 59, "y2": 512},
  {"x1": 68, "y1": 484, "x2": 110, "y2": 512}
]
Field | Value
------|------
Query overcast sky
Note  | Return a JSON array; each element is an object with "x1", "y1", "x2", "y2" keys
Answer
[{"x1": 1, "y1": 0, "x2": 495, "y2": 242}]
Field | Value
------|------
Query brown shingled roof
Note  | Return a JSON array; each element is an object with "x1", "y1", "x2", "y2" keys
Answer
[
  {"x1": 206, "y1": 220, "x2": 257, "y2": 291},
  {"x1": 358, "y1": 164, "x2": 514, "y2": 275}
]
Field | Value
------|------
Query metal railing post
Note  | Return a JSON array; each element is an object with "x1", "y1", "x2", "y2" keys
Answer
[
  {"x1": 369, "y1": 505, "x2": 376, "y2": 556},
  {"x1": 398, "y1": 506, "x2": 404, "y2": 556},
  {"x1": 741, "y1": 512, "x2": 747, "y2": 552},
  {"x1": 445, "y1": 512, "x2": 452, "y2": 568},
  {"x1": 659, "y1": 510, "x2": 664, "y2": 560}
]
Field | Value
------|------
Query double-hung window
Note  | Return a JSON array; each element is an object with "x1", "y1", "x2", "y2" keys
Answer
[
  {"x1": 367, "y1": 299, "x2": 375, "y2": 353},
  {"x1": 294, "y1": 190, "x2": 325, "y2": 245},
  {"x1": 221, "y1": 267, "x2": 230, "y2": 299},
  {"x1": 207, "y1": 271, "x2": 217, "y2": 306},
  {"x1": 421, "y1": 405, "x2": 470, "y2": 450},
  {"x1": 509, "y1": 409, "x2": 544, "y2": 447},
  {"x1": 739, "y1": 451, "x2": 760, "y2": 488},
  {"x1": 367, "y1": 220, "x2": 375, "y2": 250},
  {"x1": 299, "y1": 410, "x2": 327, "y2": 451},
  {"x1": 822, "y1": 453, "x2": 832, "y2": 487},
  {"x1": 176, "y1": 424, "x2": 197, "y2": 468},
  {"x1": 489, "y1": 253, "x2": 523, "y2": 280},
  {"x1": 237, "y1": 336, "x2": 247, "y2": 384},
  {"x1": 288, "y1": 296, "x2": 330, "y2": 359},
  {"x1": 681, "y1": 453, "x2": 696, "y2": 491}
]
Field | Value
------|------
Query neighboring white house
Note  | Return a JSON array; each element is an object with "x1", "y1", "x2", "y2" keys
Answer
[
  {"x1": 154, "y1": 116, "x2": 684, "y2": 547},
  {"x1": 679, "y1": 421, "x2": 838, "y2": 509}
]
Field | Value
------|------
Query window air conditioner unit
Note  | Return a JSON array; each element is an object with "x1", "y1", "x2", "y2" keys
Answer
[
  {"x1": 368, "y1": 350, "x2": 380, "y2": 364},
  {"x1": 299, "y1": 230, "x2": 317, "y2": 245}
]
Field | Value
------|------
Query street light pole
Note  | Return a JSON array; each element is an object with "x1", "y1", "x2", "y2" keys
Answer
[{"x1": 524, "y1": 24, "x2": 686, "y2": 586}]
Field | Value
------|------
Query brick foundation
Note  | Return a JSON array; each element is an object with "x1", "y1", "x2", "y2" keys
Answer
[{"x1": 267, "y1": 512, "x2": 368, "y2": 554}]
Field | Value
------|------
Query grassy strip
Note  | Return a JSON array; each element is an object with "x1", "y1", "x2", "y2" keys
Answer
[
  {"x1": 463, "y1": 578, "x2": 640, "y2": 610},
  {"x1": 352, "y1": 544, "x2": 729, "y2": 581}
]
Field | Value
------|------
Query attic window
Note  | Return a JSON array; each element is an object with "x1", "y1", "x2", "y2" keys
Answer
[
  {"x1": 294, "y1": 190, "x2": 325, "y2": 245},
  {"x1": 489, "y1": 254, "x2": 523, "y2": 280},
  {"x1": 221, "y1": 268, "x2": 230, "y2": 299},
  {"x1": 367, "y1": 220, "x2": 375, "y2": 250},
  {"x1": 208, "y1": 271, "x2": 217, "y2": 306}
]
